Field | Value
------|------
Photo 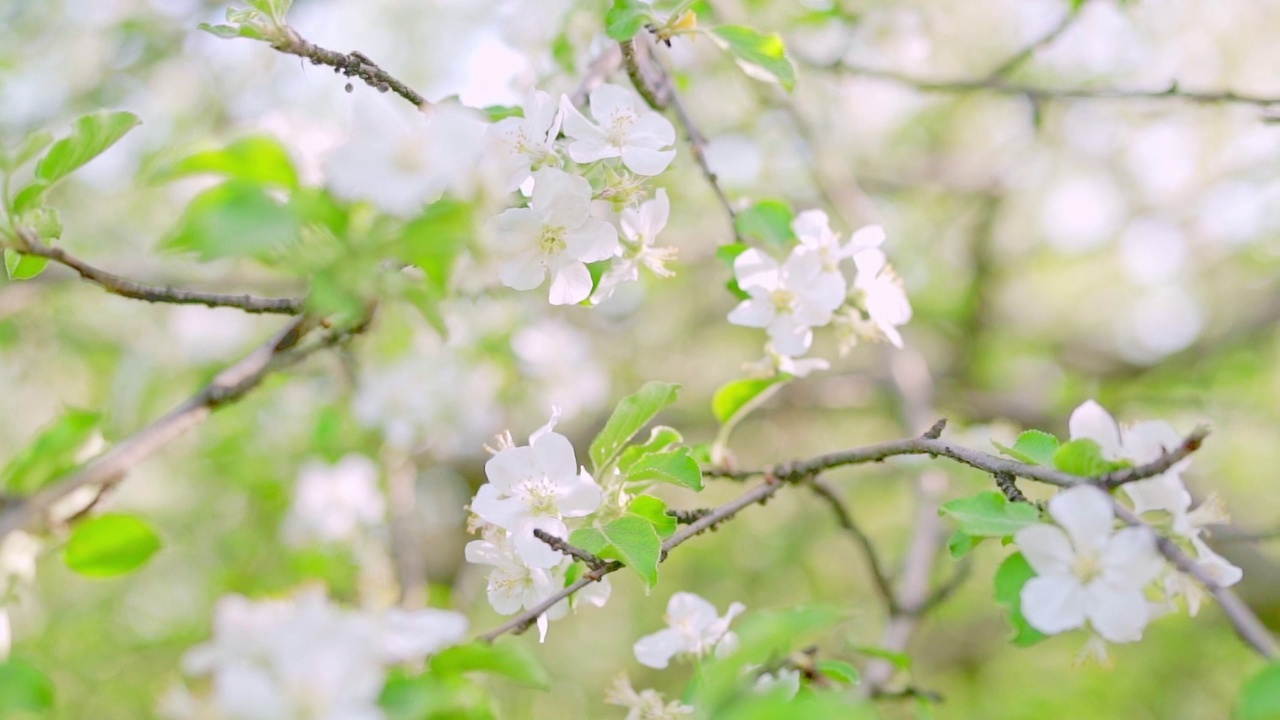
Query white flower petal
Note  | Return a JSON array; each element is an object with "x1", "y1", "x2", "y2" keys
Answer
[
  {"x1": 1047, "y1": 485, "x2": 1115, "y2": 553},
  {"x1": 728, "y1": 297, "x2": 775, "y2": 328},
  {"x1": 634, "y1": 628, "x2": 683, "y2": 669},
  {"x1": 733, "y1": 249, "x2": 780, "y2": 289},
  {"x1": 1084, "y1": 581, "x2": 1149, "y2": 643},
  {"x1": 1100, "y1": 526, "x2": 1163, "y2": 588},
  {"x1": 621, "y1": 146, "x2": 677, "y2": 176},
  {"x1": 1014, "y1": 524, "x2": 1074, "y2": 577},
  {"x1": 547, "y1": 261, "x2": 594, "y2": 305},
  {"x1": 1068, "y1": 400, "x2": 1125, "y2": 459},
  {"x1": 1020, "y1": 575, "x2": 1087, "y2": 635}
]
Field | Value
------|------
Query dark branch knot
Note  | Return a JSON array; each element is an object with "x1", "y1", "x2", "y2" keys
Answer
[
  {"x1": 533, "y1": 528, "x2": 606, "y2": 570},
  {"x1": 922, "y1": 418, "x2": 948, "y2": 440}
]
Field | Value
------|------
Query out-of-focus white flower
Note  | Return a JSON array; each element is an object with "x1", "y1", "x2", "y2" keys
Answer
[
  {"x1": 486, "y1": 89, "x2": 563, "y2": 192},
  {"x1": 511, "y1": 319, "x2": 610, "y2": 417},
  {"x1": 728, "y1": 248, "x2": 844, "y2": 357},
  {"x1": 179, "y1": 588, "x2": 467, "y2": 720},
  {"x1": 594, "y1": 189, "x2": 677, "y2": 302},
  {"x1": 282, "y1": 455, "x2": 386, "y2": 546},
  {"x1": 561, "y1": 84, "x2": 676, "y2": 175},
  {"x1": 793, "y1": 210, "x2": 884, "y2": 278},
  {"x1": 0, "y1": 531, "x2": 40, "y2": 590},
  {"x1": 633, "y1": 592, "x2": 745, "y2": 669},
  {"x1": 470, "y1": 409, "x2": 601, "y2": 568},
  {"x1": 326, "y1": 98, "x2": 487, "y2": 216},
  {"x1": 490, "y1": 167, "x2": 619, "y2": 305},
  {"x1": 169, "y1": 306, "x2": 255, "y2": 363},
  {"x1": 754, "y1": 667, "x2": 801, "y2": 700},
  {"x1": 1067, "y1": 400, "x2": 1192, "y2": 517},
  {"x1": 1013, "y1": 486, "x2": 1163, "y2": 643},
  {"x1": 852, "y1": 248, "x2": 911, "y2": 348},
  {"x1": 605, "y1": 673, "x2": 696, "y2": 720},
  {"x1": 742, "y1": 346, "x2": 830, "y2": 379}
]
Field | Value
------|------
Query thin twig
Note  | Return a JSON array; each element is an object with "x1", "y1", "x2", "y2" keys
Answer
[
  {"x1": 478, "y1": 478, "x2": 787, "y2": 642},
  {"x1": 533, "y1": 528, "x2": 607, "y2": 570},
  {"x1": 272, "y1": 30, "x2": 427, "y2": 108},
  {"x1": 666, "y1": 507, "x2": 713, "y2": 524},
  {"x1": 0, "y1": 314, "x2": 369, "y2": 540},
  {"x1": 994, "y1": 471, "x2": 1027, "y2": 504},
  {"x1": 619, "y1": 40, "x2": 665, "y2": 110},
  {"x1": 808, "y1": 477, "x2": 896, "y2": 611},
  {"x1": 17, "y1": 238, "x2": 303, "y2": 315}
]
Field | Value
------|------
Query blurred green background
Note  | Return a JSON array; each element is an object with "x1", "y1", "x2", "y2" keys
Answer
[{"x1": 2, "y1": 0, "x2": 1279, "y2": 717}]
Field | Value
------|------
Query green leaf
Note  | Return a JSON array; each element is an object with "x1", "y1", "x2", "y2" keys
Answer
[
  {"x1": 380, "y1": 669, "x2": 495, "y2": 720},
  {"x1": 624, "y1": 448, "x2": 703, "y2": 491},
  {"x1": 3, "y1": 250, "x2": 48, "y2": 281},
  {"x1": 993, "y1": 552, "x2": 1048, "y2": 647},
  {"x1": 734, "y1": 200, "x2": 795, "y2": 246},
  {"x1": 15, "y1": 207, "x2": 63, "y2": 241},
  {"x1": 853, "y1": 645, "x2": 912, "y2": 670},
  {"x1": 430, "y1": 641, "x2": 551, "y2": 690},
  {"x1": 35, "y1": 111, "x2": 141, "y2": 186},
  {"x1": 64, "y1": 513, "x2": 162, "y2": 577},
  {"x1": 715, "y1": 242, "x2": 749, "y2": 266},
  {"x1": 162, "y1": 180, "x2": 299, "y2": 260},
  {"x1": 481, "y1": 105, "x2": 523, "y2": 122},
  {"x1": 568, "y1": 527, "x2": 608, "y2": 554},
  {"x1": 0, "y1": 659, "x2": 54, "y2": 714},
  {"x1": 939, "y1": 491, "x2": 1039, "y2": 538},
  {"x1": 992, "y1": 429, "x2": 1059, "y2": 466},
  {"x1": 710, "y1": 25, "x2": 797, "y2": 90},
  {"x1": 1052, "y1": 438, "x2": 1128, "y2": 477},
  {"x1": 396, "y1": 199, "x2": 473, "y2": 294},
  {"x1": 946, "y1": 530, "x2": 984, "y2": 558},
  {"x1": 153, "y1": 136, "x2": 298, "y2": 189},
  {"x1": 712, "y1": 375, "x2": 790, "y2": 427},
  {"x1": 1236, "y1": 662, "x2": 1280, "y2": 720},
  {"x1": 1, "y1": 409, "x2": 100, "y2": 494},
  {"x1": 627, "y1": 495, "x2": 677, "y2": 539},
  {"x1": 197, "y1": 22, "x2": 252, "y2": 39},
  {"x1": 0, "y1": 130, "x2": 54, "y2": 173},
  {"x1": 606, "y1": 0, "x2": 654, "y2": 41},
  {"x1": 599, "y1": 515, "x2": 661, "y2": 587},
  {"x1": 816, "y1": 659, "x2": 860, "y2": 685},
  {"x1": 617, "y1": 425, "x2": 684, "y2": 470},
  {"x1": 589, "y1": 381, "x2": 681, "y2": 472},
  {"x1": 11, "y1": 183, "x2": 48, "y2": 215}
]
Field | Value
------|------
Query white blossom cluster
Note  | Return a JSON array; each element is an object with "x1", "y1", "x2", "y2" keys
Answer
[
  {"x1": 162, "y1": 588, "x2": 468, "y2": 720},
  {"x1": 1012, "y1": 400, "x2": 1242, "y2": 657},
  {"x1": 727, "y1": 210, "x2": 912, "y2": 376},
  {"x1": 464, "y1": 409, "x2": 610, "y2": 641},
  {"x1": 325, "y1": 83, "x2": 679, "y2": 307},
  {"x1": 281, "y1": 454, "x2": 386, "y2": 547}
]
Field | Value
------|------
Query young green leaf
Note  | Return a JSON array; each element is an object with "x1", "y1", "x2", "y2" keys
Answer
[
  {"x1": 0, "y1": 129, "x2": 54, "y2": 173},
  {"x1": 939, "y1": 491, "x2": 1039, "y2": 538},
  {"x1": 0, "y1": 659, "x2": 54, "y2": 714},
  {"x1": 64, "y1": 513, "x2": 162, "y2": 577},
  {"x1": 816, "y1": 659, "x2": 860, "y2": 685},
  {"x1": 606, "y1": 0, "x2": 654, "y2": 41},
  {"x1": 946, "y1": 529, "x2": 983, "y2": 558},
  {"x1": 35, "y1": 111, "x2": 141, "y2": 186},
  {"x1": 589, "y1": 382, "x2": 681, "y2": 471},
  {"x1": 429, "y1": 641, "x2": 551, "y2": 690},
  {"x1": 1235, "y1": 662, "x2": 1280, "y2": 720},
  {"x1": 162, "y1": 181, "x2": 299, "y2": 261},
  {"x1": 153, "y1": 136, "x2": 299, "y2": 189},
  {"x1": 623, "y1": 448, "x2": 704, "y2": 491},
  {"x1": 599, "y1": 515, "x2": 661, "y2": 587},
  {"x1": 992, "y1": 429, "x2": 1059, "y2": 466},
  {"x1": 733, "y1": 200, "x2": 795, "y2": 246},
  {"x1": 852, "y1": 645, "x2": 912, "y2": 670},
  {"x1": 993, "y1": 552, "x2": 1048, "y2": 647},
  {"x1": 11, "y1": 182, "x2": 49, "y2": 215},
  {"x1": 568, "y1": 527, "x2": 608, "y2": 555},
  {"x1": 617, "y1": 425, "x2": 684, "y2": 471},
  {"x1": 712, "y1": 376, "x2": 789, "y2": 425},
  {"x1": 1, "y1": 409, "x2": 100, "y2": 494},
  {"x1": 710, "y1": 26, "x2": 797, "y2": 90},
  {"x1": 1052, "y1": 438, "x2": 1128, "y2": 477},
  {"x1": 3, "y1": 250, "x2": 48, "y2": 281},
  {"x1": 627, "y1": 495, "x2": 677, "y2": 538},
  {"x1": 396, "y1": 199, "x2": 473, "y2": 295}
]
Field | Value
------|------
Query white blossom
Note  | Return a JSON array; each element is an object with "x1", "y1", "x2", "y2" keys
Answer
[
  {"x1": 282, "y1": 455, "x2": 386, "y2": 546},
  {"x1": 561, "y1": 84, "x2": 676, "y2": 175},
  {"x1": 851, "y1": 248, "x2": 911, "y2": 348},
  {"x1": 1068, "y1": 400, "x2": 1192, "y2": 517},
  {"x1": 470, "y1": 410, "x2": 601, "y2": 568},
  {"x1": 754, "y1": 667, "x2": 801, "y2": 700},
  {"x1": 1013, "y1": 485, "x2": 1164, "y2": 643},
  {"x1": 486, "y1": 89, "x2": 563, "y2": 192},
  {"x1": 633, "y1": 592, "x2": 745, "y2": 669},
  {"x1": 490, "y1": 167, "x2": 619, "y2": 305},
  {"x1": 178, "y1": 588, "x2": 467, "y2": 720},
  {"x1": 792, "y1": 210, "x2": 884, "y2": 279},
  {"x1": 594, "y1": 189, "x2": 677, "y2": 302},
  {"x1": 727, "y1": 248, "x2": 844, "y2": 357},
  {"x1": 605, "y1": 674, "x2": 696, "y2": 720}
]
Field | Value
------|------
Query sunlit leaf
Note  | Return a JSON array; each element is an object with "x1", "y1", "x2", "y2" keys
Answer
[
  {"x1": 64, "y1": 514, "x2": 162, "y2": 577},
  {"x1": 35, "y1": 111, "x2": 141, "y2": 186}
]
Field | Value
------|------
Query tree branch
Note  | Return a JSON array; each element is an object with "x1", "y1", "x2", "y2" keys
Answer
[
  {"x1": 17, "y1": 237, "x2": 303, "y2": 315},
  {"x1": 271, "y1": 29, "x2": 427, "y2": 108},
  {"x1": 478, "y1": 478, "x2": 788, "y2": 642},
  {"x1": 0, "y1": 313, "x2": 369, "y2": 540},
  {"x1": 533, "y1": 528, "x2": 607, "y2": 570},
  {"x1": 808, "y1": 477, "x2": 897, "y2": 612}
]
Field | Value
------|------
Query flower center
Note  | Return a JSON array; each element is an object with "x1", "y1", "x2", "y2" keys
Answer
[
  {"x1": 1072, "y1": 551, "x2": 1102, "y2": 583},
  {"x1": 539, "y1": 226, "x2": 568, "y2": 256},
  {"x1": 514, "y1": 476, "x2": 559, "y2": 515},
  {"x1": 490, "y1": 567, "x2": 531, "y2": 596},
  {"x1": 770, "y1": 288, "x2": 796, "y2": 313},
  {"x1": 606, "y1": 109, "x2": 637, "y2": 147}
]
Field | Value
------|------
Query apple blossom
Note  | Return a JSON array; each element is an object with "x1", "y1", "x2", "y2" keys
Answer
[
  {"x1": 562, "y1": 84, "x2": 677, "y2": 175},
  {"x1": 282, "y1": 454, "x2": 386, "y2": 546},
  {"x1": 605, "y1": 674, "x2": 695, "y2": 720},
  {"x1": 490, "y1": 167, "x2": 619, "y2": 305},
  {"x1": 486, "y1": 89, "x2": 563, "y2": 192},
  {"x1": 1013, "y1": 485, "x2": 1164, "y2": 643},
  {"x1": 754, "y1": 668, "x2": 802, "y2": 700},
  {"x1": 1068, "y1": 400, "x2": 1193, "y2": 517},
  {"x1": 633, "y1": 592, "x2": 746, "y2": 669},
  {"x1": 594, "y1": 188, "x2": 678, "y2": 302},
  {"x1": 792, "y1": 209, "x2": 885, "y2": 279},
  {"x1": 852, "y1": 248, "x2": 912, "y2": 348},
  {"x1": 727, "y1": 247, "x2": 845, "y2": 357},
  {"x1": 471, "y1": 409, "x2": 601, "y2": 568}
]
